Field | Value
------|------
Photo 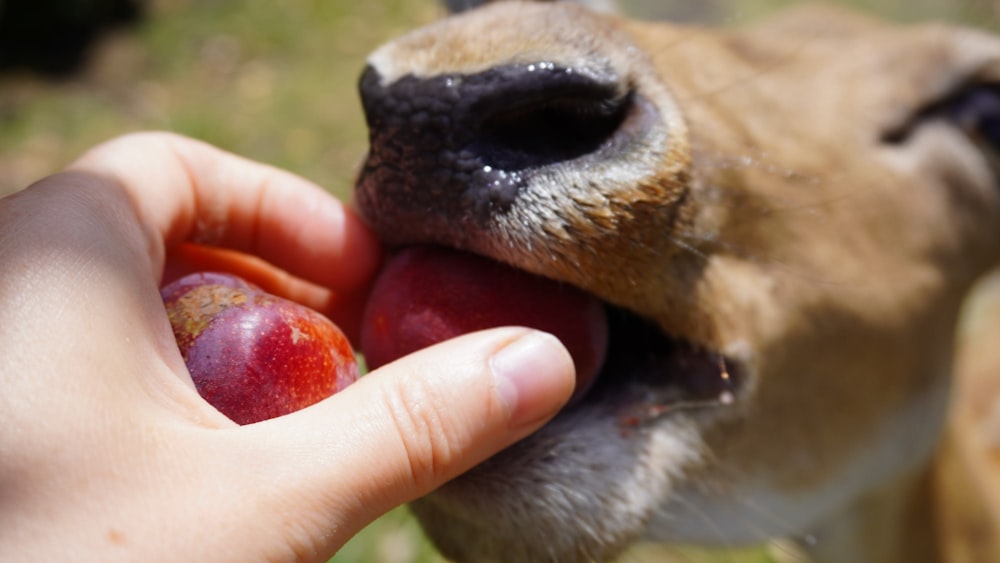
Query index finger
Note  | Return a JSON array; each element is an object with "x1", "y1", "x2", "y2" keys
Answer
[{"x1": 67, "y1": 131, "x2": 382, "y2": 294}]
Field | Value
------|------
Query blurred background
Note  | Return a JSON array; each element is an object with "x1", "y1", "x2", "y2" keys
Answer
[
  {"x1": 2, "y1": 0, "x2": 998, "y2": 200},
  {"x1": 1, "y1": 1, "x2": 997, "y2": 562}
]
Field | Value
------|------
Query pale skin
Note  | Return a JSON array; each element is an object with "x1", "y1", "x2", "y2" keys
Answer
[{"x1": 0, "y1": 131, "x2": 576, "y2": 562}]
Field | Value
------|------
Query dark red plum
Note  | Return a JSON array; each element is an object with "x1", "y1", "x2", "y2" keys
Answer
[{"x1": 162, "y1": 272, "x2": 358, "y2": 424}]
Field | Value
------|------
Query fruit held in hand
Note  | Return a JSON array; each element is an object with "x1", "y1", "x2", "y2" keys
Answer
[
  {"x1": 162, "y1": 272, "x2": 358, "y2": 424},
  {"x1": 361, "y1": 246, "x2": 608, "y2": 399}
]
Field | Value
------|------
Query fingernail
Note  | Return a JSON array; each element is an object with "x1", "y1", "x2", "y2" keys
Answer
[{"x1": 491, "y1": 331, "x2": 574, "y2": 428}]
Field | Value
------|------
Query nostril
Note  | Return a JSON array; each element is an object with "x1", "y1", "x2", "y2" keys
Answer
[
  {"x1": 359, "y1": 62, "x2": 631, "y2": 171},
  {"x1": 477, "y1": 78, "x2": 633, "y2": 170},
  {"x1": 356, "y1": 62, "x2": 638, "y2": 234}
]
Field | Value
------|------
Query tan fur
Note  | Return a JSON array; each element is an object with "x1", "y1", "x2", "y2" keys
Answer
[
  {"x1": 354, "y1": 2, "x2": 1000, "y2": 561},
  {"x1": 936, "y1": 273, "x2": 1000, "y2": 562}
]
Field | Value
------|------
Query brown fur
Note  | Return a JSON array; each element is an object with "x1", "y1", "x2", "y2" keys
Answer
[{"x1": 354, "y1": 2, "x2": 1000, "y2": 561}]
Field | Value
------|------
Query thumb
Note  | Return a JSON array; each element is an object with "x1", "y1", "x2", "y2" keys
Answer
[{"x1": 236, "y1": 327, "x2": 575, "y2": 552}]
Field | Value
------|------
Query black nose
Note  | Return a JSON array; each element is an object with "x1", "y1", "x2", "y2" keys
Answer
[{"x1": 354, "y1": 62, "x2": 630, "y2": 234}]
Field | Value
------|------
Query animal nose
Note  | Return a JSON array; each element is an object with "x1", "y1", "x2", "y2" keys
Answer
[{"x1": 355, "y1": 62, "x2": 630, "y2": 220}]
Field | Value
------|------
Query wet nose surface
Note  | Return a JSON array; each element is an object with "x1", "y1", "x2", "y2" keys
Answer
[{"x1": 354, "y1": 62, "x2": 630, "y2": 242}]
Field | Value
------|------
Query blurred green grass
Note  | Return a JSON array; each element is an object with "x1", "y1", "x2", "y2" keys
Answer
[
  {"x1": 0, "y1": 0, "x2": 442, "y2": 199},
  {"x1": 0, "y1": 1, "x2": 995, "y2": 562}
]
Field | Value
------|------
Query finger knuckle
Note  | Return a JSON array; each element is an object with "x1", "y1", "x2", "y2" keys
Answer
[{"x1": 378, "y1": 374, "x2": 461, "y2": 491}]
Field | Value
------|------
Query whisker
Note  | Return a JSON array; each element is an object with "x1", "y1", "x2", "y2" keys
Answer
[{"x1": 654, "y1": 493, "x2": 733, "y2": 548}]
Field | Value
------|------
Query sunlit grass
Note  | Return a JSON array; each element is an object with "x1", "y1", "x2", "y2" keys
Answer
[
  {"x1": 0, "y1": 0, "x2": 442, "y2": 198},
  {"x1": 335, "y1": 507, "x2": 448, "y2": 563}
]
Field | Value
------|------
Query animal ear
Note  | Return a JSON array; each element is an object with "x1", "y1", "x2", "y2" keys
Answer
[
  {"x1": 443, "y1": 0, "x2": 618, "y2": 15},
  {"x1": 880, "y1": 28, "x2": 1000, "y2": 153}
]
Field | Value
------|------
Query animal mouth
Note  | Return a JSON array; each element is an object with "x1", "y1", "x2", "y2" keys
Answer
[
  {"x1": 588, "y1": 303, "x2": 741, "y2": 423},
  {"x1": 364, "y1": 244, "x2": 743, "y2": 425}
]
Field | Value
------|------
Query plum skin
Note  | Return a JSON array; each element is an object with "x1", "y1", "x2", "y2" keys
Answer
[
  {"x1": 163, "y1": 272, "x2": 358, "y2": 425},
  {"x1": 361, "y1": 247, "x2": 608, "y2": 399}
]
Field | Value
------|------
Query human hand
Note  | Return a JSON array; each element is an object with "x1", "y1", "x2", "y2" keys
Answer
[{"x1": 0, "y1": 132, "x2": 575, "y2": 561}]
